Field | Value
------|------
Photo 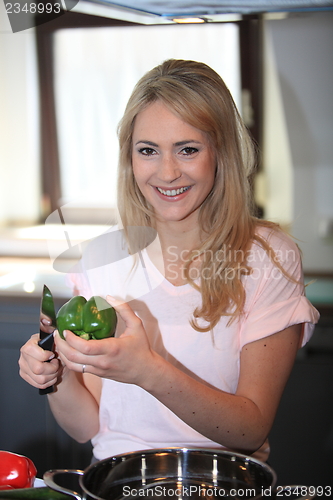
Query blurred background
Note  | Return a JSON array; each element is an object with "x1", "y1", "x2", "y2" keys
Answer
[{"x1": 0, "y1": 0, "x2": 332, "y2": 488}]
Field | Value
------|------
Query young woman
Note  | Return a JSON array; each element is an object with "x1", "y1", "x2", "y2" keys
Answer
[{"x1": 19, "y1": 59, "x2": 319, "y2": 463}]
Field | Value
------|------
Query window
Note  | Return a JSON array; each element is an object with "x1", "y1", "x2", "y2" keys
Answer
[{"x1": 52, "y1": 22, "x2": 241, "y2": 214}]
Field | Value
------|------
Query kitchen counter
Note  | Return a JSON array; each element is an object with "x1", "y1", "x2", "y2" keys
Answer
[
  {"x1": 0, "y1": 224, "x2": 110, "y2": 258},
  {"x1": 1, "y1": 224, "x2": 332, "y2": 303},
  {"x1": 0, "y1": 257, "x2": 72, "y2": 299},
  {"x1": 304, "y1": 274, "x2": 333, "y2": 313},
  {"x1": 0, "y1": 223, "x2": 111, "y2": 298}
]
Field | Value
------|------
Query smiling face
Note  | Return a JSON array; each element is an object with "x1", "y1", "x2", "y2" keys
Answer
[{"x1": 131, "y1": 101, "x2": 216, "y2": 228}]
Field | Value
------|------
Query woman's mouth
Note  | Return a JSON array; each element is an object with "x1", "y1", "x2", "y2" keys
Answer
[{"x1": 156, "y1": 186, "x2": 191, "y2": 197}]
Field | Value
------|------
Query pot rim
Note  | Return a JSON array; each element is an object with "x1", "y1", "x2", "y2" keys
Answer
[{"x1": 79, "y1": 447, "x2": 277, "y2": 500}]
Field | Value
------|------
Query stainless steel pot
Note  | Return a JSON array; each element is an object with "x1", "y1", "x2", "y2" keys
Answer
[{"x1": 43, "y1": 448, "x2": 315, "y2": 500}]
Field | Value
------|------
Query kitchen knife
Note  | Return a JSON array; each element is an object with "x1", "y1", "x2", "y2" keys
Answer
[{"x1": 38, "y1": 284, "x2": 57, "y2": 395}]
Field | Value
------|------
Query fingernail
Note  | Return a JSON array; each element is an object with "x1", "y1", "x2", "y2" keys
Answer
[{"x1": 48, "y1": 353, "x2": 55, "y2": 360}]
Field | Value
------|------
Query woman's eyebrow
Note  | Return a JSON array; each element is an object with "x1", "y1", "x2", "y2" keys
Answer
[
  {"x1": 135, "y1": 140, "x2": 158, "y2": 147},
  {"x1": 135, "y1": 139, "x2": 202, "y2": 147},
  {"x1": 174, "y1": 140, "x2": 201, "y2": 147}
]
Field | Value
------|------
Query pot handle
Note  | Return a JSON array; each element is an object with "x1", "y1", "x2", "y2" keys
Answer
[
  {"x1": 277, "y1": 485, "x2": 317, "y2": 499},
  {"x1": 43, "y1": 469, "x2": 84, "y2": 500}
]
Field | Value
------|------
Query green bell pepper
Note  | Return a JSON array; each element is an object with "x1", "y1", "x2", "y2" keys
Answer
[{"x1": 57, "y1": 296, "x2": 117, "y2": 340}]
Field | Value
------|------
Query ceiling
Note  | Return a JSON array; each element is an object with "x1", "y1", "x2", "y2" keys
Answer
[
  {"x1": 70, "y1": 0, "x2": 333, "y2": 24},
  {"x1": 104, "y1": 0, "x2": 333, "y2": 15}
]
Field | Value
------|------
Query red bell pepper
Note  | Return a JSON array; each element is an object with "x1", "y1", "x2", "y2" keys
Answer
[{"x1": 0, "y1": 451, "x2": 37, "y2": 490}]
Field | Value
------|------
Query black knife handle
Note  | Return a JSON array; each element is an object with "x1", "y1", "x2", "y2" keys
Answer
[
  {"x1": 38, "y1": 332, "x2": 54, "y2": 350},
  {"x1": 38, "y1": 332, "x2": 55, "y2": 395},
  {"x1": 39, "y1": 385, "x2": 54, "y2": 395}
]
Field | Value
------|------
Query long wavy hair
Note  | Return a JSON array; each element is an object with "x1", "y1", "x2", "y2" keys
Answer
[{"x1": 117, "y1": 59, "x2": 282, "y2": 332}]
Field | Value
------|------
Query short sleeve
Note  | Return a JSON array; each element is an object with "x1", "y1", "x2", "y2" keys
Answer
[{"x1": 240, "y1": 227, "x2": 320, "y2": 349}]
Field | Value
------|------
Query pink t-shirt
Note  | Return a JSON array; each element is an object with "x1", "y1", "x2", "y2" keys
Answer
[{"x1": 66, "y1": 226, "x2": 319, "y2": 462}]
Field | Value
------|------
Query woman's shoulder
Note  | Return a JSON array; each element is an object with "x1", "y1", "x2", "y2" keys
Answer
[
  {"x1": 253, "y1": 223, "x2": 299, "y2": 252},
  {"x1": 247, "y1": 222, "x2": 301, "y2": 271}
]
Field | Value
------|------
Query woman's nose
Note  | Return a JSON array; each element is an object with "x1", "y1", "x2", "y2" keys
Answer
[{"x1": 157, "y1": 155, "x2": 181, "y2": 183}]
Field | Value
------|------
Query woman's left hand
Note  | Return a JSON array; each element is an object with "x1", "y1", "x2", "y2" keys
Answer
[{"x1": 53, "y1": 296, "x2": 158, "y2": 387}]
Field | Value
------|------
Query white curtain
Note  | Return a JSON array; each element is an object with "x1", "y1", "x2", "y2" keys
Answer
[
  {"x1": 0, "y1": 2, "x2": 40, "y2": 226},
  {"x1": 54, "y1": 22, "x2": 240, "y2": 210}
]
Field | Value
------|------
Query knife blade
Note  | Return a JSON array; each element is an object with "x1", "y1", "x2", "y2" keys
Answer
[{"x1": 38, "y1": 284, "x2": 57, "y2": 395}]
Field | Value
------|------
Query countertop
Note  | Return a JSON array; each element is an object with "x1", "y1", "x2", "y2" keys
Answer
[
  {"x1": 0, "y1": 257, "x2": 71, "y2": 299},
  {"x1": 0, "y1": 224, "x2": 332, "y2": 307},
  {"x1": 0, "y1": 224, "x2": 110, "y2": 299}
]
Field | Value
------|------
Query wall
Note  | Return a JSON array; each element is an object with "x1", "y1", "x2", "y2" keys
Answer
[
  {"x1": 261, "y1": 16, "x2": 294, "y2": 229},
  {"x1": 266, "y1": 11, "x2": 333, "y2": 272}
]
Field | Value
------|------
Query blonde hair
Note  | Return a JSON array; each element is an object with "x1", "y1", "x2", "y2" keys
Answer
[{"x1": 117, "y1": 59, "x2": 283, "y2": 332}]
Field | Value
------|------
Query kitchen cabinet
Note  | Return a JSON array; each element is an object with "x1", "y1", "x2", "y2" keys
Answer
[
  {"x1": 0, "y1": 294, "x2": 92, "y2": 476},
  {"x1": 269, "y1": 309, "x2": 333, "y2": 487}
]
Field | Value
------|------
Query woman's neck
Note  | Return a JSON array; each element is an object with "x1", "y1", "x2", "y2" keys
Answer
[
  {"x1": 149, "y1": 218, "x2": 203, "y2": 286},
  {"x1": 156, "y1": 218, "x2": 201, "y2": 254}
]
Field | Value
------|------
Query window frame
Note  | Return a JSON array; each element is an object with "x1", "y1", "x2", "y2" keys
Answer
[{"x1": 35, "y1": 10, "x2": 263, "y2": 216}]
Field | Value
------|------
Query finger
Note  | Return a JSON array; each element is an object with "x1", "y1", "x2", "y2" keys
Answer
[
  {"x1": 23, "y1": 353, "x2": 58, "y2": 377},
  {"x1": 106, "y1": 296, "x2": 142, "y2": 330},
  {"x1": 40, "y1": 321, "x2": 54, "y2": 335},
  {"x1": 19, "y1": 356, "x2": 59, "y2": 389},
  {"x1": 55, "y1": 329, "x2": 105, "y2": 355},
  {"x1": 21, "y1": 334, "x2": 55, "y2": 362},
  {"x1": 54, "y1": 330, "x2": 109, "y2": 364},
  {"x1": 20, "y1": 370, "x2": 58, "y2": 390},
  {"x1": 55, "y1": 345, "x2": 91, "y2": 375}
]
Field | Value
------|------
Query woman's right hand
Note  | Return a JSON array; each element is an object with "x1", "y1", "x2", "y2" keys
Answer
[{"x1": 19, "y1": 333, "x2": 61, "y2": 390}]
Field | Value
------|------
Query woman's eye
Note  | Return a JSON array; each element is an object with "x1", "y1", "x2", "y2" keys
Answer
[
  {"x1": 138, "y1": 147, "x2": 156, "y2": 156},
  {"x1": 180, "y1": 147, "x2": 199, "y2": 156}
]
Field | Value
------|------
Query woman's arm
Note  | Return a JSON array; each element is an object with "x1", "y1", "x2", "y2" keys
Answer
[
  {"x1": 144, "y1": 323, "x2": 301, "y2": 453},
  {"x1": 19, "y1": 333, "x2": 101, "y2": 444},
  {"x1": 47, "y1": 370, "x2": 101, "y2": 443},
  {"x1": 57, "y1": 297, "x2": 301, "y2": 454}
]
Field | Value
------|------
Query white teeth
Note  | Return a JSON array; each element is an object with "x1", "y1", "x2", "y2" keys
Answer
[{"x1": 157, "y1": 186, "x2": 190, "y2": 196}]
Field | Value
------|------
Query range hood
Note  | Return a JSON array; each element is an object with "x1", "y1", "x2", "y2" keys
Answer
[{"x1": 69, "y1": 0, "x2": 333, "y2": 24}]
